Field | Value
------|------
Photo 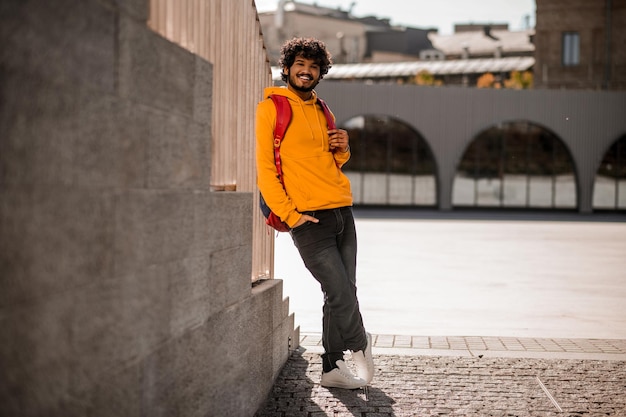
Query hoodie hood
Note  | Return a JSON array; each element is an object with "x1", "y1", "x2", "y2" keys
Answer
[{"x1": 263, "y1": 86, "x2": 317, "y2": 103}]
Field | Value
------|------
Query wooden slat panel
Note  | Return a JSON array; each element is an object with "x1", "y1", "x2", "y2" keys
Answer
[{"x1": 148, "y1": 0, "x2": 274, "y2": 281}]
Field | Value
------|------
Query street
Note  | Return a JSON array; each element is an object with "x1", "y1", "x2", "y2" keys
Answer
[{"x1": 275, "y1": 210, "x2": 626, "y2": 340}]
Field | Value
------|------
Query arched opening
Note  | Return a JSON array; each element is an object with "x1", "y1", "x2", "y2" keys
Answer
[
  {"x1": 593, "y1": 134, "x2": 626, "y2": 211},
  {"x1": 453, "y1": 121, "x2": 577, "y2": 209},
  {"x1": 340, "y1": 114, "x2": 437, "y2": 206}
]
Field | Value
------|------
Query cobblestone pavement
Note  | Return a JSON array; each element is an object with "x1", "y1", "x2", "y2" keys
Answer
[{"x1": 255, "y1": 335, "x2": 626, "y2": 417}]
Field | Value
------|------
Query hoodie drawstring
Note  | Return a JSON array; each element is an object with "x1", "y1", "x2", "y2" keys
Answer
[{"x1": 298, "y1": 99, "x2": 327, "y2": 151}]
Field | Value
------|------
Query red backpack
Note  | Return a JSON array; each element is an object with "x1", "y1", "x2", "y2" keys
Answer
[{"x1": 260, "y1": 94, "x2": 336, "y2": 232}]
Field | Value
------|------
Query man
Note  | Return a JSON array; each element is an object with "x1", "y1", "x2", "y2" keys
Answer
[{"x1": 255, "y1": 37, "x2": 374, "y2": 389}]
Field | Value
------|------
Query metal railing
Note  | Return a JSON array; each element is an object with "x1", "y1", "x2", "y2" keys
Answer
[{"x1": 148, "y1": 0, "x2": 274, "y2": 280}]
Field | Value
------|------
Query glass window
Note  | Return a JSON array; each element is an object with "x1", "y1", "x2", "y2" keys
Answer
[
  {"x1": 502, "y1": 123, "x2": 528, "y2": 207},
  {"x1": 562, "y1": 32, "x2": 580, "y2": 66},
  {"x1": 552, "y1": 138, "x2": 577, "y2": 208},
  {"x1": 593, "y1": 134, "x2": 626, "y2": 210},
  {"x1": 454, "y1": 121, "x2": 577, "y2": 210},
  {"x1": 475, "y1": 133, "x2": 502, "y2": 207},
  {"x1": 341, "y1": 115, "x2": 436, "y2": 207}
]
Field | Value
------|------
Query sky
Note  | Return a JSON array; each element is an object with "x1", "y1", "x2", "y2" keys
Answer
[{"x1": 255, "y1": 0, "x2": 536, "y2": 35}]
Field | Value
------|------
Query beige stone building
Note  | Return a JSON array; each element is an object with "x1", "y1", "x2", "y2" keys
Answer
[
  {"x1": 260, "y1": 1, "x2": 535, "y2": 88},
  {"x1": 429, "y1": 25, "x2": 534, "y2": 60},
  {"x1": 258, "y1": 0, "x2": 436, "y2": 65}
]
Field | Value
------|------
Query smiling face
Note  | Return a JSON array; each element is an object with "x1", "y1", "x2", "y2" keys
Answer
[{"x1": 284, "y1": 54, "x2": 321, "y2": 98}]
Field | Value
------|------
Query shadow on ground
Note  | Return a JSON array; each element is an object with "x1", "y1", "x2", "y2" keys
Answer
[
  {"x1": 256, "y1": 349, "x2": 626, "y2": 416},
  {"x1": 255, "y1": 348, "x2": 396, "y2": 417}
]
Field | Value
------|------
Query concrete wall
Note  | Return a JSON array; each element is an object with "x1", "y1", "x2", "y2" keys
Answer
[
  {"x1": 0, "y1": 1, "x2": 296, "y2": 416},
  {"x1": 315, "y1": 81, "x2": 626, "y2": 213}
]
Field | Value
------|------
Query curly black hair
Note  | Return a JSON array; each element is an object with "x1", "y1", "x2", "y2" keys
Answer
[{"x1": 279, "y1": 37, "x2": 333, "y2": 82}]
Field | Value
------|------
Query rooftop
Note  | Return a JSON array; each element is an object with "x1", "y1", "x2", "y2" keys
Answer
[
  {"x1": 429, "y1": 28, "x2": 535, "y2": 57},
  {"x1": 271, "y1": 56, "x2": 535, "y2": 81}
]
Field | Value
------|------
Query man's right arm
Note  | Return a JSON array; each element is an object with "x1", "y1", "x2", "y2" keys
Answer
[{"x1": 255, "y1": 99, "x2": 302, "y2": 227}]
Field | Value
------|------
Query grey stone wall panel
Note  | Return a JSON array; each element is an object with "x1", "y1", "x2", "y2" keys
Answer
[
  {"x1": 63, "y1": 95, "x2": 150, "y2": 189},
  {"x1": 0, "y1": 1, "x2": 294, "y2": 415},
  {"x1": 146, "y1": 111, "x2": 210, "y2": 189},
  {"x1": 89, "y1": 364, "x2": 142, "y2": 417},
  {"x1": 190, "y1": 191, "x2": 254, "y2": 260},
  {"x1": 0, "y1": 0, "x2": 116, "y2": 93},
  {"x1": 0, "y1": 186, "x2": 115, "y2": 306},
  {"x1": 0, "y1": 71, "x2": 65, "y2": 186},
  {"x1": 193, "y1": 57, "x2": 213, "y2": 124},
  {"x1": 270, "y1": 311, "x2": 296, "y2": 380},
  {"x1": 105, "y1": 0, "x2": 149, "y2": 22},
  {"x1": 187, "y1": 121, "x2": 212, "y2": 189},
  {"x1": 127, "y1": 281, "x2": 293, "y2": 417},
  {"x1": 0, "y1": 75, "x2": 149, "y2": 188},
  {"x1": 207, "y1": 246, "x2": 252, "y2": 318},
  {"x1": 63, "y1": 268, "x2": 169, "y2": 399},
  {"x1": 65, "y1": 97, "x2": 149, "y2": 189},
  {"x1": 118, "y1": 15, "x2": 194, "y2": 116},
  {"x1": 145, "y1": 327, "x2": 216, "y2": 417},
  {"x1": 205, "y1": 192, "x2": 254, "y2": 252},
  {"x1": 168, "y1": 255, "x2": 213, "y2": 336},
  {"x1": 0, "y1": 293, "x2": 74, "y2": 416},
  {"x1": 113, "y1": 189, "x2": 197, "y2": 275},
  {"x1": 202, "y1": 284, "x2": 276, "y2": 417},
  {"x1": 68, "y1": 277, "x2": 126, "y2": 393}
]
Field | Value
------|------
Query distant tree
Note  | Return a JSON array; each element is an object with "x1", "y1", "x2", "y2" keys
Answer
[
  {"x1": 411, "y1": 70, "x2": 443, "y2": 86},
  {"x1": 478, "y1": 71, "x2": 533, "y2": 89},
  {"x1": 504, "y1": 70, "x2": 533, "y2": 89},
  {"x1": 477, "y1": 72, "x2": 501, "y2": 88}
]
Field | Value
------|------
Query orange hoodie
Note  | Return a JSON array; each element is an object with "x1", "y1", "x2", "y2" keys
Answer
[{"x1": 256, "y1": 86, "x2": 352, "y2": 228}]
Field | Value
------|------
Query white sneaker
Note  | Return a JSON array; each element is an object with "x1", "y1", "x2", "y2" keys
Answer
[
  {"x1": 320, "y1": 360, "x2": 367, "y2": 389},
  {"x1": 351, "y1": 332, "x2": 374, "y2": 383}
]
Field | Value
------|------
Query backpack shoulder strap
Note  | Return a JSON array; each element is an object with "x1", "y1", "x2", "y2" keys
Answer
[
  {"x1": 268, "y1": 94, "x2": 292, "y2": 184},
  {"x1": 317, "y1": 97, "x2": 336, "y2": 130},
  {"x1": 269, "y1": 95, "x2": 292, "y2": 145}
]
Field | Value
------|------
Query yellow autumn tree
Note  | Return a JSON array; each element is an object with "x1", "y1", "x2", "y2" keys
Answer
[
  {"x1": 477, "y1": 72, "x2": 495, "y2": 88},
  {"x1": 411, "y1": 70, "x2": 443, "y2": 86},
  {"x1": 479, "y1": 71, "x2": 533, "y2": 89},
  {"x1": 504, "y1": 70, "x2": 534, "y2": 89}
]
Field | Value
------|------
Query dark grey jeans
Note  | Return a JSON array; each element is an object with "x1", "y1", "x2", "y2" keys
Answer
[{"x1": 290, "y1": 207, "x2": 367, "y2": 371}]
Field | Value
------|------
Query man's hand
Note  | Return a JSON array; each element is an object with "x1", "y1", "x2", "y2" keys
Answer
[
  {"x1": 328, "y1": 129, "x2": 349, "y2": 152},
  {"x1": 293, "y1": 214, "x2": 319, "y2": 228}
]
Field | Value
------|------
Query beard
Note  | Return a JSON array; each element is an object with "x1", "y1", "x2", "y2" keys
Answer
[{"x1": 287, "y1": 71, "x2": 320, "y2": 93}]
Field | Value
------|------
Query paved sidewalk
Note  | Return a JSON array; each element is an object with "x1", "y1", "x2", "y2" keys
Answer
[
  {"x1": 264, "y1": 213, "x2": 626, "y2": 416},
  {"x1": 255, "y1": 334, "x2": 626, "y2": 416},
  {"x1": 276, "y1": 214, "x2": 626, "y2": 340},
  {"x1": 300, "y1": 332, "x2": 626, "y2": 360}
]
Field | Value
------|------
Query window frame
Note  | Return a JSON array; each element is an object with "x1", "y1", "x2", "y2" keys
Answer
[{"x1": 562, "y1": 31, "x2": 580, "y2": 67}]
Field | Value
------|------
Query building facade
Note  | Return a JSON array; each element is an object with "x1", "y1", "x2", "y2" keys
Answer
[
  {"x1": 262, "y1": 1, "x2": 535, "y2": 87},
  {"x1": 534, "y1": 0, "x2": 626, "y2": 90},
  {"x1": 259, "y1": 0, "x2": 437, "y2": 65},
  {"x1": 314, "y1": 82, "x2": 626, "y2": 213},
  {"x1": 260, "y1": 0, "x2": 368, "y2": 65}
]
